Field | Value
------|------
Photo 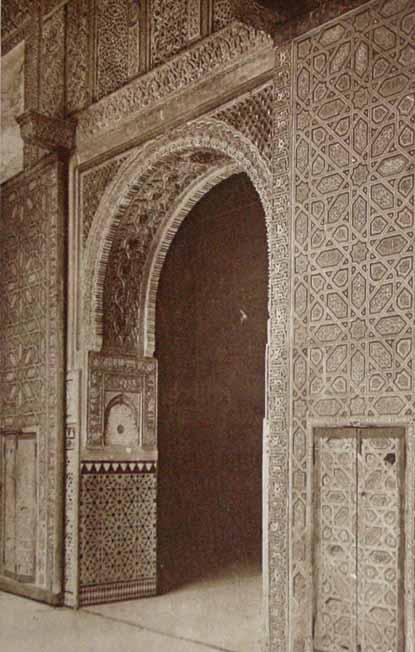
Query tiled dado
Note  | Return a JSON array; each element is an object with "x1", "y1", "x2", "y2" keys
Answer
[{"x1": 79, "y1": 461, "x2": 157, "y2": 606}]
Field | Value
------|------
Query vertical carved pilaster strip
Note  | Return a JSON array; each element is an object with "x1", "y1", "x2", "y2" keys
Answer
[
  {"x1": 23, "y1": 1, "x2": 42, "y2": 166},
  {"x1": 128, "y1": 0, "x2": 141, "y2": 78},
  {"x1": 127, "y1": 0, "x2": 150, "y2": 77},
  {"x1": 66, "y1": 0, "x2": 92, "y2": 113},
  {"x1": 267, "y1": 43, "x2": 292, "y2": 652},
  {"x1": 142, "y1": 359, "x2": 158, "y2": 450},
  {"x1": 201, "y1": 0, "x2": 213, "y2": 37},
  {"x1": 187, "y1": 0, "x2": 202, "y2": 42},
  {"x1": 48, "y1": 157, "x2": 67, "y2": 595},
  {"x1": 150, "y1": 0, "x2": 188, "y2": 67},
  {"x1": 95, "y1": 0, "x2": 129, "y2": 100},
  {"x1": 63, "y1": 370, "x2": 81, "y2": 607},
  {"x1": 24, "y1": 1, "x2": 41, "y2": 111},
  {"x1": 139, "y1": 0, "x2": 151, "y2": 74},
  {"x1": 40, "y1": 6, "x2": 66, "y2": 118}
]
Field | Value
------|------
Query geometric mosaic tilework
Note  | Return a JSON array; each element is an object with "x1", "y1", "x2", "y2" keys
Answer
[
  {"x1": 0, "y1": 155, "x2": 66, "y2": 596},
  {"x1": 79, "y1": 461, "x2": 157, "y2": 606},
  {"x1": 292, "y1": 1, "x2": 415, "y2": 650},
  {"x1": 80, "y1": 577, "x2": 157, "y2": 607}
]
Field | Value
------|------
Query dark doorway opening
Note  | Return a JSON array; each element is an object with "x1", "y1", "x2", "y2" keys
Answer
[{"x1": 156, "y1": 172, "x2": 268, "y2": 593}]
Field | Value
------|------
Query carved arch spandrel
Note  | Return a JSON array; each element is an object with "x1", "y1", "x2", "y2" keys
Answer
[{"x1": 83, "y1": 118, "x2": 272, "y2": 352}]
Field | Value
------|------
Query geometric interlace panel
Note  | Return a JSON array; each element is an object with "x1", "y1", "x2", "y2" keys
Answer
[{"x1": 314, "y1": 427, "x2": 405, "y2": 652}]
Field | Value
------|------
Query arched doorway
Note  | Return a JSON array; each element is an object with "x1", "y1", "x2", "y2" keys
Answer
[
  {"x1": 79, "y1": 119, "x2": 284, "y2": 651},
  {"x1": 156, "y1": 172, "x2": 268, "y2": 647}
]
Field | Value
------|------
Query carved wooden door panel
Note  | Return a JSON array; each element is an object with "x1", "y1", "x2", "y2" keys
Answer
[
  {"x1": 314, "y1": 428, "x2": 358, "y2": 652},
  {"x1": 357, "y1": 429, "x2": 405, "y2": 652},
  {"x1": 313, "y1": 427, "x2": 405, "y2": 652},
  {"x1": 1, "y1": 432, "x2": 37, "y2": 583}
]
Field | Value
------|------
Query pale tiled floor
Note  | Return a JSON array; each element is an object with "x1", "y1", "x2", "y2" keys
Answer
[{"x1": 0, "y1": 563, "x2": 263, "y2": 652}]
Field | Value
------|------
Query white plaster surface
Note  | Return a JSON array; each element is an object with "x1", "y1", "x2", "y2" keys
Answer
[
  {"x1": 1, "y1": 42, "x2": 24, "y2": 184},
  {"x1": 1, "y1": 562, "x2": 262, "y2": 651}
]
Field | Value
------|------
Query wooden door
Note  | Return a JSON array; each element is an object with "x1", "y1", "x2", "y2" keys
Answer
[
  {"x1": 1, "y1": 431, "x2": 37, "y2": 583},
  {"x1": 357, "y1": 429, "x2": 405, "y2": 652},
  {"x1": 313, "y1": 427, "x2": 405, "y2": 652}
]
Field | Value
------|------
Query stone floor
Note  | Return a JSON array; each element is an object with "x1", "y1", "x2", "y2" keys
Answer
[{"x1": 0, "y1": 562, "x2": 263, "y2": 652}]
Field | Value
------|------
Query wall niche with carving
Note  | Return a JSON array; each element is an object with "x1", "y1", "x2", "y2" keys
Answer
[{"x1": 104, "y1": 393, "x2": 141, "y2": 448}]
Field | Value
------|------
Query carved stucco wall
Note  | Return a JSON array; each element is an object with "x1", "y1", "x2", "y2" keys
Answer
[
  {"x1": 101, "y1": 149, "x2": 230, "y2": 352},
  {"x1": 75, "y1": 21, "x2": 270, "y2": 143},
  {"x1": 0, "y1": 156, "x2": 66, "y2": 601},
  {"x1": 290, "y1": 1, "x2": 415, "y2": 651},
  {"x1": 77, "y1": 3, "x2": 414, "y2": 650},
  {"x1": 1, "y1": 0, "x2": 410, "y2": 647},
  {"x1": 0, "y1": 42, "x2": 24, "y2": 183},
  {"x1": 2, "y1": 1, "x2": 240, "y2": 118},
  {"x1": 62, "y1": 10, "x2": 272, "y2": 611}
]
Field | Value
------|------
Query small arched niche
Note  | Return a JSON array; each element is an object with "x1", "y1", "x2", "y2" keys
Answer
[{"x1": 104, "y1": 394, "x2": 140, "y2": 447}]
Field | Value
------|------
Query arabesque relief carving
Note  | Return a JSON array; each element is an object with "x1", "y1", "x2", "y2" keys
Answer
[
  {"x1": 291, "y1": 1, "x2": 415, "y2": 649},
  {"x1": 102, "y1": 149, "x2": 228, "y2": 351},
  {"x1": 2, "y1": 1, "x2": 414, "y2": 650},
  {"x1": 76, "y1": 22, "x2": 271, "y2": 141},
  {"x1": 82, "y1": 118, "x2": 272, "y2": 354},
  {"x1": 87, "y1": 352, "x2": 157, "y2": 450},
  {"x1": 0, "y1": 156, "x2": 66, "y2": 597}
]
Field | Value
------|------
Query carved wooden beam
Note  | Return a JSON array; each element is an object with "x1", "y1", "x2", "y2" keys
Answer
[{"x1": 17, "y1": 110, "x2": 77, "y2": 154}]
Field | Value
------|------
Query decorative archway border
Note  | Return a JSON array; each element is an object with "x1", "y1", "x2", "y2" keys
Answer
[
  {"x1": 81, "y1": 116, "x2": 290, "y2": 652},
  {"x1": 83, "y1": 119, "x2": 272, "y2": 351}
]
